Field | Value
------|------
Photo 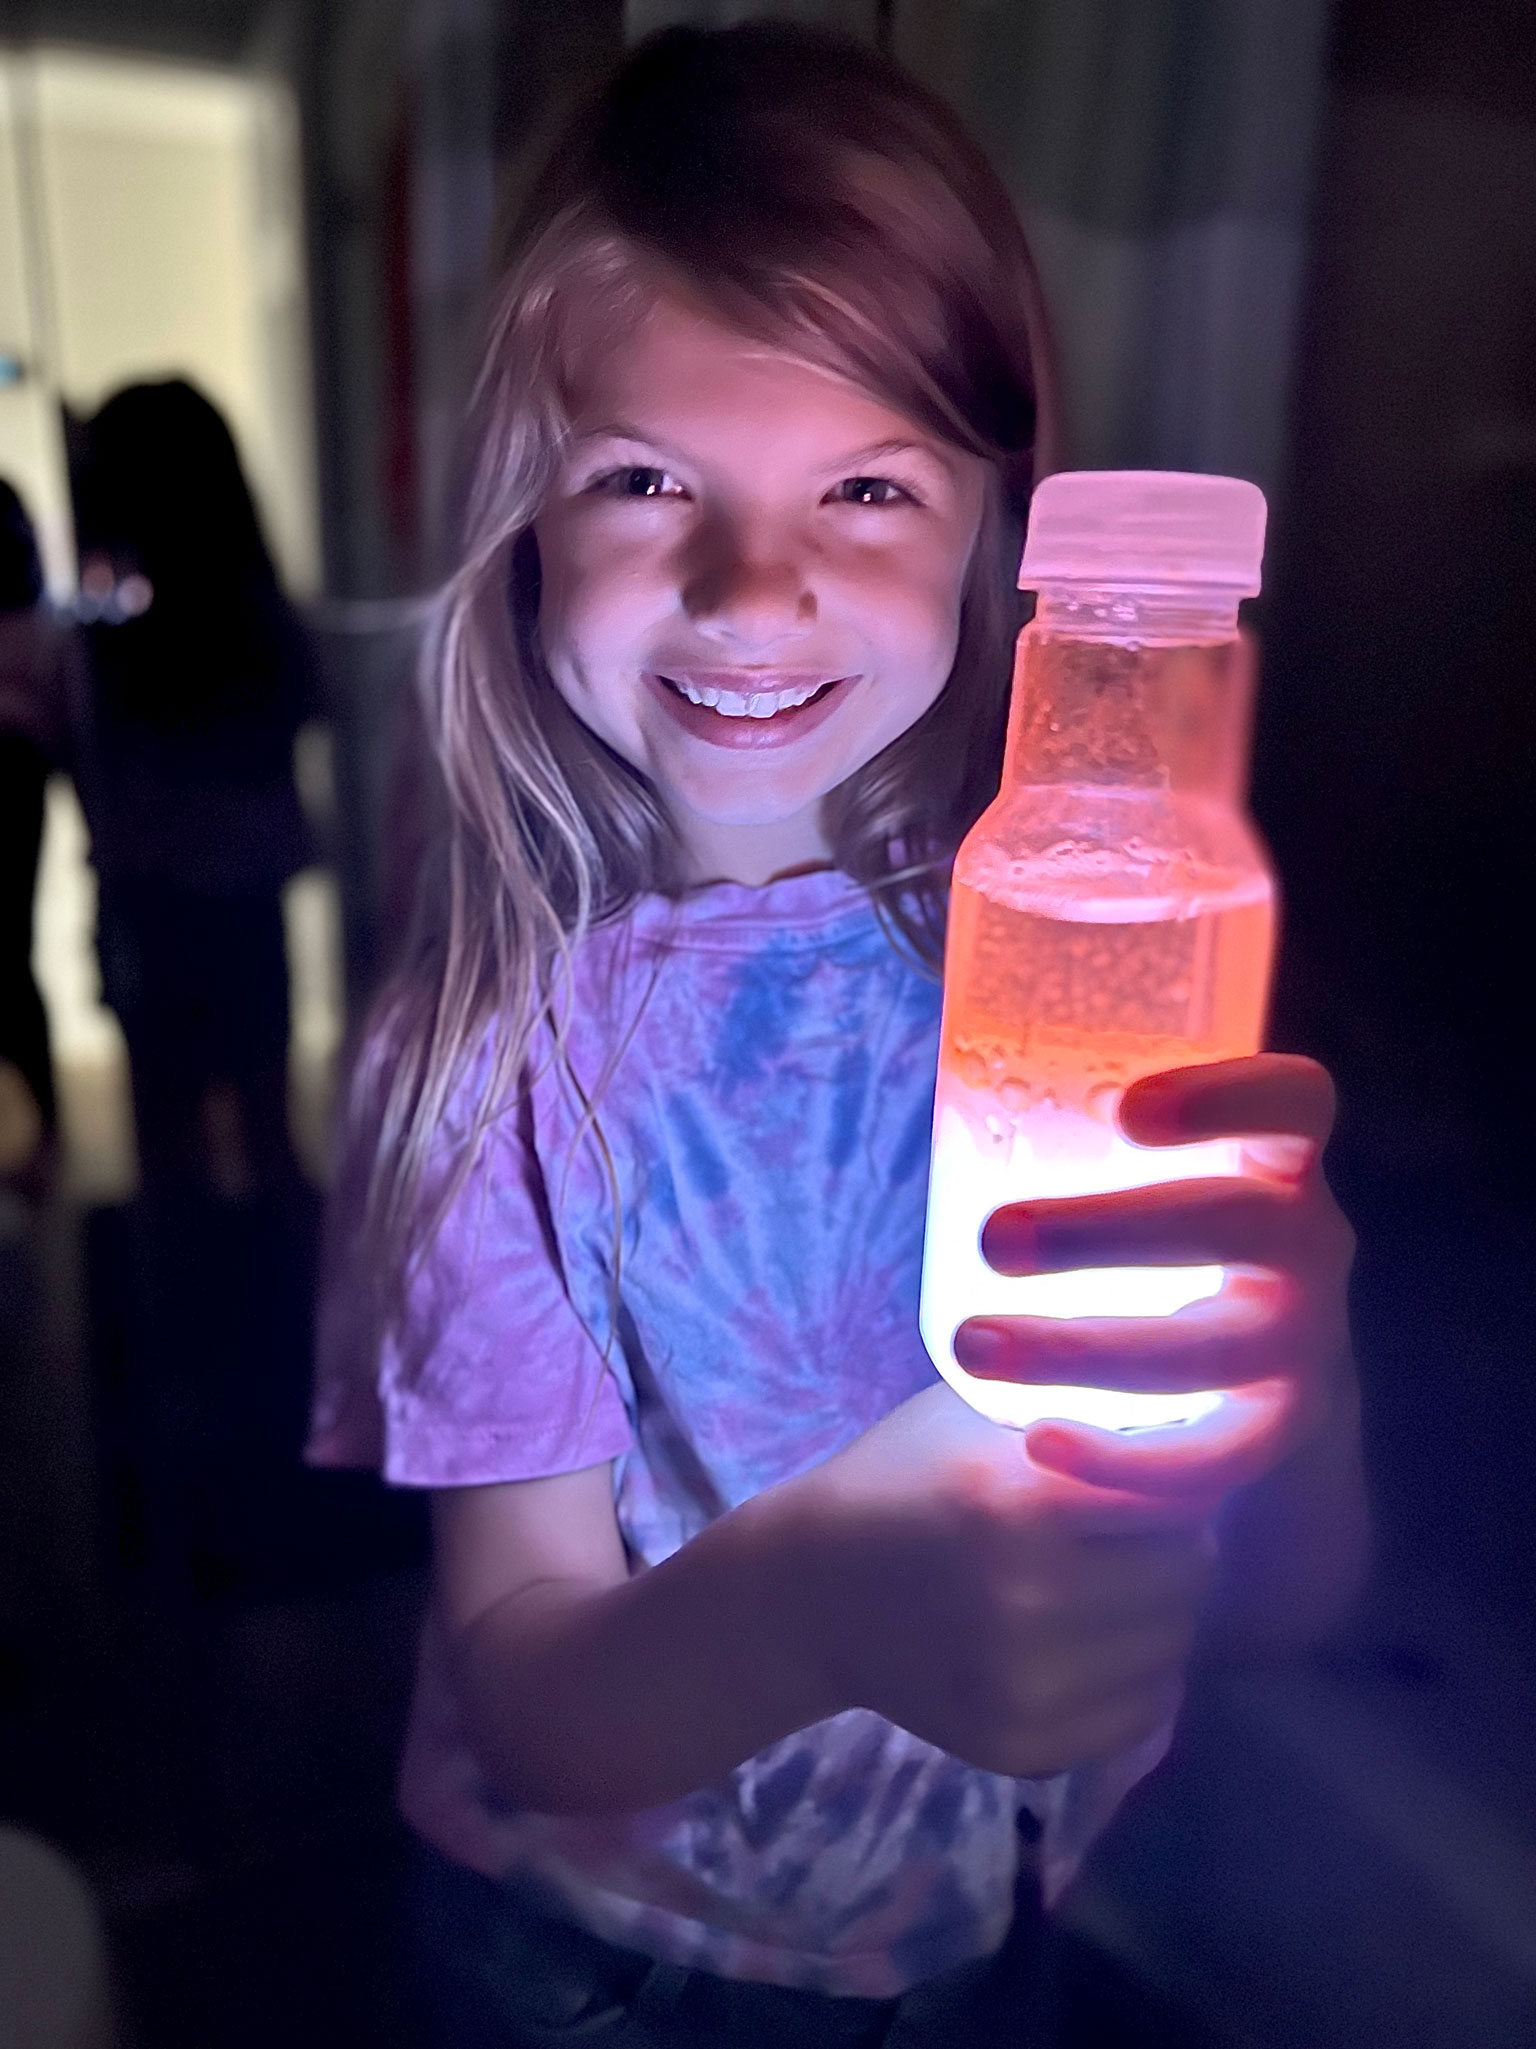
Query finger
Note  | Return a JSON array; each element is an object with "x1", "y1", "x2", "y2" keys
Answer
[
  {"x1": 955, "y1": 1278, "x2": 1297, "y2": 1391},
  {"x1": 981, "y1": 1178, "x2": 1309, "y2": 1276},
  {"x1": 1119, "y1": 1054, "x2": 1336, "y2": 1159},
  {"x1": 1024, "y1": 1379, "x2": 1299, "y2": 1499},
  {"x1": 1026, "y1": 1381, "x2": 1297, "y2": 1499}
]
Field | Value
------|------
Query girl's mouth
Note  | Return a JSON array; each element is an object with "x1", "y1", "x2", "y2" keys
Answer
[
  {"x1": 661, "y1": 673, "x2": 841, "y2": 719},
  {"x1": 648, "y1": 670, "x2": 852, "y2": 748}
]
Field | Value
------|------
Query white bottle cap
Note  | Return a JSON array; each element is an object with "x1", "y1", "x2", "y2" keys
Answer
[{"x1": 1019, "y1": 470, "x2": 1268, "y2": 595}]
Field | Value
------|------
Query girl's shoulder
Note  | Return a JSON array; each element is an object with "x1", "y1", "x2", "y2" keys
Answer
[{"x1": 345, "y1": 868, "x2": 921, "y2": 1174}]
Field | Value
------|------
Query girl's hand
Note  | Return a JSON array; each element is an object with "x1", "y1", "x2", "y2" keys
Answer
[
  {"x1": 952, "y1": 1054, "x2": 1357, "y2": 1501},
  {"x1": 793, "y1": 1382, "x2": 1217, "y2": 1777}
]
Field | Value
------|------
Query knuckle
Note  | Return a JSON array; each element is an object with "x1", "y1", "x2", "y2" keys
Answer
[
  {"x1": 1328, "y1": 1209, "x2": 1358, "y2": 1274},
  {"x1": 1299, "y1": 1185, "x2": 1354, "y2": 1266},
  {"x1": 1219, "y1": 1183, "x2": 1287, "y2": 1261},
  {"x1": 956, "y1": 1674, "x2": 1032, "y2": 1763},
  {"x1": 1005, "y1": 1568, "x2": 1058, "y2": 1624},
  {"x1": 1023, "y1": 1652, "x2": 1080, "y2": 1724},
  {"x1": 1165, "y1": 1561, "x2": 1213, "y2": 1620},
  {"x1": 1232, "y1": 1180, "x2": 1278, "y2": 1224},
  {"x1": 988, "y1": 1647, "x2": 1059, "y2": 1730},
  {"x1": 1150, "y1": 1613, "x2": 1201, "y2": 1670},
  {"x1": 938, "y1": 1466, "x2": 1014, "y2": 1536},
  {"x1": 1108, "y1": 1693, "x2": 1176, "y2": 1756},
  {"x1": 1311, "y1": 1063, "x2": 1339, "y2": 1131}
]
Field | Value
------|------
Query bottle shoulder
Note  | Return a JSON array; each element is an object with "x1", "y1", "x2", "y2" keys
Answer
[
  {"x1": 962, "y1": 782, "x2": 1265, "y2": 856},
  {"x1": 955, "y1": 784, "x2": 1273, "y2": 918}
]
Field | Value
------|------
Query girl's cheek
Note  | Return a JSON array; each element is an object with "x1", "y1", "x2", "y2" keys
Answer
[
  {"x1": 547, "y1": 535, "x2": 665, "y2": 637},
  {"x1": 588, "y1": 531, "x2": 680, "y2": 613},
  {"x1": 840, "y1": 531, "x2": 967, "y2": 611},
  {"x1": 854, "y1": 566, "x2": 965, "y2": 671}
]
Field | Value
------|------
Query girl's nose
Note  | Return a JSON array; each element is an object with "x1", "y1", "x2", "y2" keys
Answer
[{"x1": 680, "y1": 526, "x2": 817, "y2": 647}]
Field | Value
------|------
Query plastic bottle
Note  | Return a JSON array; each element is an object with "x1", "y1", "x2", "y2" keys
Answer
[{"x1": 919, "y1": 470, "x2": 1276, "y2": 1434}]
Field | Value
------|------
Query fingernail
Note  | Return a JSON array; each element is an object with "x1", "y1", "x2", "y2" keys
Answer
[
  {"x1": 1119, "y1": 1077, "x2": 1183, "y2": 1144},
  {"x1": 979, "y1": 1210, "x2": 1038, "y2": 1272},
  {"x1": 953, "y1": 1321, "x2": 1006, "y2": 1373},
  {"x1": 981, "y1": 1211, "x2": 1082, "y2": 1274}
]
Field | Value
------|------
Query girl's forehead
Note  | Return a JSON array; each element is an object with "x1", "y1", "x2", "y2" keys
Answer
[
  {"x1": 568, "y1": 293, "x2": 939, "y2": 451},
  {"x1": 575, "y1": 294, "x2": 832, "y2": 392}
]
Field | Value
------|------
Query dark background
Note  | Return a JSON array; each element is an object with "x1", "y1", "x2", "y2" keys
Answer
[{"x1": 0, "y1": 1, "x2": 1533, "y2": 2044}]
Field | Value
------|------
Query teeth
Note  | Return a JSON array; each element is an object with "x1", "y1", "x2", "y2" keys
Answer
[{"x1": 670, "y1": 677, "x2": 828, "y2": 717}]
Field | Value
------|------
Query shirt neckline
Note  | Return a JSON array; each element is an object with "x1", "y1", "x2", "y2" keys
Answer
[{"x1": 619, "y1": 868, "x2": 886, "y2": 950}]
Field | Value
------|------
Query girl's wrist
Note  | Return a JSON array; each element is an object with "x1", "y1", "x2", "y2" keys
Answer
[{"x1": 721, "y1": 1470, "x2": 856, "y2": 1731}]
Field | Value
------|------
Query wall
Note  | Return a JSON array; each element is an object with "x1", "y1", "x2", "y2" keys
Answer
[
  {"x1": 623, "y1": 0, "x2": 1332, "y2": 499},
  {"x1": 0, "y1": 45, "x2": 317, "y2": 591}
]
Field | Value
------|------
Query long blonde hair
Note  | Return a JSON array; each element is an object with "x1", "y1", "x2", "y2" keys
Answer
[{"x1": 357, "y1": 22, "x2": 1056, "y2": 1304}]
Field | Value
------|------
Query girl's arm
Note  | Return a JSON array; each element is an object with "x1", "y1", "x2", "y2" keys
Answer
[
  {"x1": 433, "y1": 1462, "x2": 837, "y2": 1813},
  {"x1": 442, "y1": 1051, "x2": 1364, "y2": 1822},
  {"x1": 433, "y1": 1383, "x2": 1224, "y2": 1816}
]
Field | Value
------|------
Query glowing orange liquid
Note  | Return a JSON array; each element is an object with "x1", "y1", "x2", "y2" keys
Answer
[
  {"x1": 919, "y1": 787, "x2": 1276, "y2": 1429},
  {"x1": 943, "y1": 836, "x2": 1273, "y2": 1115}
]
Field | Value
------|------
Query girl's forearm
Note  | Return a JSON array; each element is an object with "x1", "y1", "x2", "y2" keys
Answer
[
  {"x1": 450, "y1": 1480, "x2": 841, "y2": 1814},
  {"x1": 1199, "y1": 1378, "x2": 1372, "y2": 1662}
]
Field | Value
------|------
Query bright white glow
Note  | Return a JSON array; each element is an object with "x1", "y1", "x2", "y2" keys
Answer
[{"x1": 919, "y1": 1097, "x2": 1238, "y2": 1433}]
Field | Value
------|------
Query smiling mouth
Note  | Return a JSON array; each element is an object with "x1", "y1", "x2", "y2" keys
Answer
[{"x1": 658, "y1": 673, "x2": 845, "y2": 720}]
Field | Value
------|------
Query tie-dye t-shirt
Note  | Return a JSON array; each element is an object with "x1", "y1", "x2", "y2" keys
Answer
[{"x1": 309, "y1": 869, "x2": 1167, "y2": 1998}]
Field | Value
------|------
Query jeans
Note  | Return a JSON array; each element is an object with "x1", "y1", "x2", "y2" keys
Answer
[{"x1": 405, "y1": 1843, "x2": 1062, "y2": 2049}]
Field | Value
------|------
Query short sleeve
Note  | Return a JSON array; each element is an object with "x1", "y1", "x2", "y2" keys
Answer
[{"x1": 307, "y1": 1052, "x2": 633, "y2": 1489}]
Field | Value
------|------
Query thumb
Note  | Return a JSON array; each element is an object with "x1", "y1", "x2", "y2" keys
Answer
[{"x1": 1023, "y1": 1378, "x2": 1297, "y2": 1500}]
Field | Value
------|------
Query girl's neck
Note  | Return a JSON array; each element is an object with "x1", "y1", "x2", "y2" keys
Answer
[{"x1": 674, "y1": 804, "x2": 834, "y2": 889}]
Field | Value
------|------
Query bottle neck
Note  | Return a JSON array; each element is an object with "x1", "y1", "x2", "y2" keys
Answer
[
  {"x1": 1001, "y1": 588, "x2": 1252, "y2": 798},
  {"x1": 1031, "y1": 585, "x2": 1243, "y2": 646}
]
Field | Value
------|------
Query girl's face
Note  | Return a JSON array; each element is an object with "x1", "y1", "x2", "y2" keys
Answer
[{"x1": 534, "y1": 297, "x2": 988, "y2": 885}]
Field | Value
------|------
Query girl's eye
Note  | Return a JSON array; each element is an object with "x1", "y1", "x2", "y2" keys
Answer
[
  {"x1": 830, "y1": 476, "x2": 914, "y2": 508},
  {"x1": 590, "y1": 465, "x2": 685, "y2": 500}
]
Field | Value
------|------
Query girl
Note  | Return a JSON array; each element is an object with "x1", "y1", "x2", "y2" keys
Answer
[{"x1": 312, "y1": 24, "x2": 1367, "y2": 2046}]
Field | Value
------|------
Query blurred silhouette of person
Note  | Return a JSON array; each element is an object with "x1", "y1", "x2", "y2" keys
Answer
[
  {"x1": 69, "y1": 380, "x2": 316, "y2": 1200},
  {"x1": 0, "y1": 479, "x2": 69, "y2": 1187}
]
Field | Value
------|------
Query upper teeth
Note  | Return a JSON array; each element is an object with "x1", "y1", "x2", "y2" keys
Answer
[{"x1": 670, "y1": 677, "x2": 829, "y2": 718}]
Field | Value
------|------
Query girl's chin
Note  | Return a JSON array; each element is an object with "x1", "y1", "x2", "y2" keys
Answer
[
  {"x1": 660, "y1": 780, "x2": 837, "y2": 876},
  {"x1": 666, "y1": 783, "x2": 835, "y2": 838}
]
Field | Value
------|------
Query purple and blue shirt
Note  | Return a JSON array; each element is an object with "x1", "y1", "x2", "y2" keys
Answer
[{"x1": 309, "y1": 869, "x2": 1166, "y2": 1997}]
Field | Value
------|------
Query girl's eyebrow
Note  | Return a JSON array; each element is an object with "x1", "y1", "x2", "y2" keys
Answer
[
  {"x1": 570, "y1": 421, "x2": 679, "y2": 454},
  {"x1": 831, "y1": 436, "x2": 953, "y2": 476},
  {"x1": 571, "y1": 425, "x2": 953, "y2": 476}
]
